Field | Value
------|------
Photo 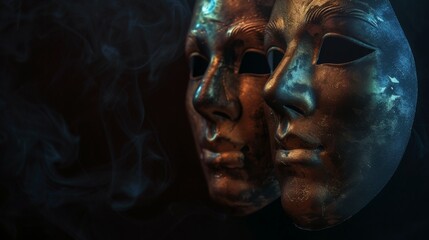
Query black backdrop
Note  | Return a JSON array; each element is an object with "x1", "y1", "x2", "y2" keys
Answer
[{"x1": 0, "y1": 0, "x2": 428, "y2": 239}]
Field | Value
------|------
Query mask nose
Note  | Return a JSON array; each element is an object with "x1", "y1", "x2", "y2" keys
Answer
[
  {"x1": 263, "y1": 44, "x2": 316, "y2": 135},
  {"x1": 192, "y1": 57, "x2": 241, "y2": 122}
]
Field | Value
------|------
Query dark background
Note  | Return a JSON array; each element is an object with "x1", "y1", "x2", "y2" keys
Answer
[{"x1": 0, "y1": 0, "x2": 428, "y2": 239}]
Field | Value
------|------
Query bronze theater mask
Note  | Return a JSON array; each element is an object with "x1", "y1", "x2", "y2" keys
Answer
[
  {"x1": 185, "y1": 0, "x2": 280, "y2": 215},
  {"x1": 264, "y1": 0, "x2": 417, "y2": 229}
]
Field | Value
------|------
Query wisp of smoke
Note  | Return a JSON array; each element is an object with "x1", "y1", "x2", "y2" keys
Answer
[{"x1": 0, "y1": 0, "x2": 194, "y2": 238}]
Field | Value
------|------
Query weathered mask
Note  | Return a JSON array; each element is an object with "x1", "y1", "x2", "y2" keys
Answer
[
  {"x1": 185, "y1": 0, "x2": 279, "y2": 215},
  {"x1": 264, "y1": 0, "x2": 417, "y2": 229}
]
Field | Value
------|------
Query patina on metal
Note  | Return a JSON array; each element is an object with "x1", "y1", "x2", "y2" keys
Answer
[
  {"x1": 264, "y1": 0, "x2": 417, "y2": 229},
  {"x1": 185, "y1": 0, "x2": 279, "y2": 215}
]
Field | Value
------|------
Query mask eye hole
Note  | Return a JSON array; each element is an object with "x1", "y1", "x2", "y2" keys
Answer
[
  {"x1": 189, "y1": 53, "x2": 209, "y2": 79},
  {"x1": 238, "y1": 51, "x2": 270, "y2": 75},
  {"x1": 317, "y1": 35, "x2": 375, "y2": 65},
  {"x1": 267, "y1": 47, "x2": 285, "y2": 73}
]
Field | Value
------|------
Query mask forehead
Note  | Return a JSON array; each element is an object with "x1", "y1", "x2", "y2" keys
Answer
[
  {"x1": 269, "y1": 0, "x2": 379, "y2": 38},
  {"x1": 190, "y1": 0, "x2": 273, "y2": 35},
  {"x1": 195, "y1": 0, "x2": 274, "y2": 21}
]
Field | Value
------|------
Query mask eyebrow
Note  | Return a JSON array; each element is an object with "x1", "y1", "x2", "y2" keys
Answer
[
  {"x1": 226, "y1": 19, "x2": 266, "y2": 42},
  {"x1": 264, "y1": 19, "x2": 287, "y2": 49},
  {"x1": 305, "y1": 2, "x2": 378, "y2": 28}
]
